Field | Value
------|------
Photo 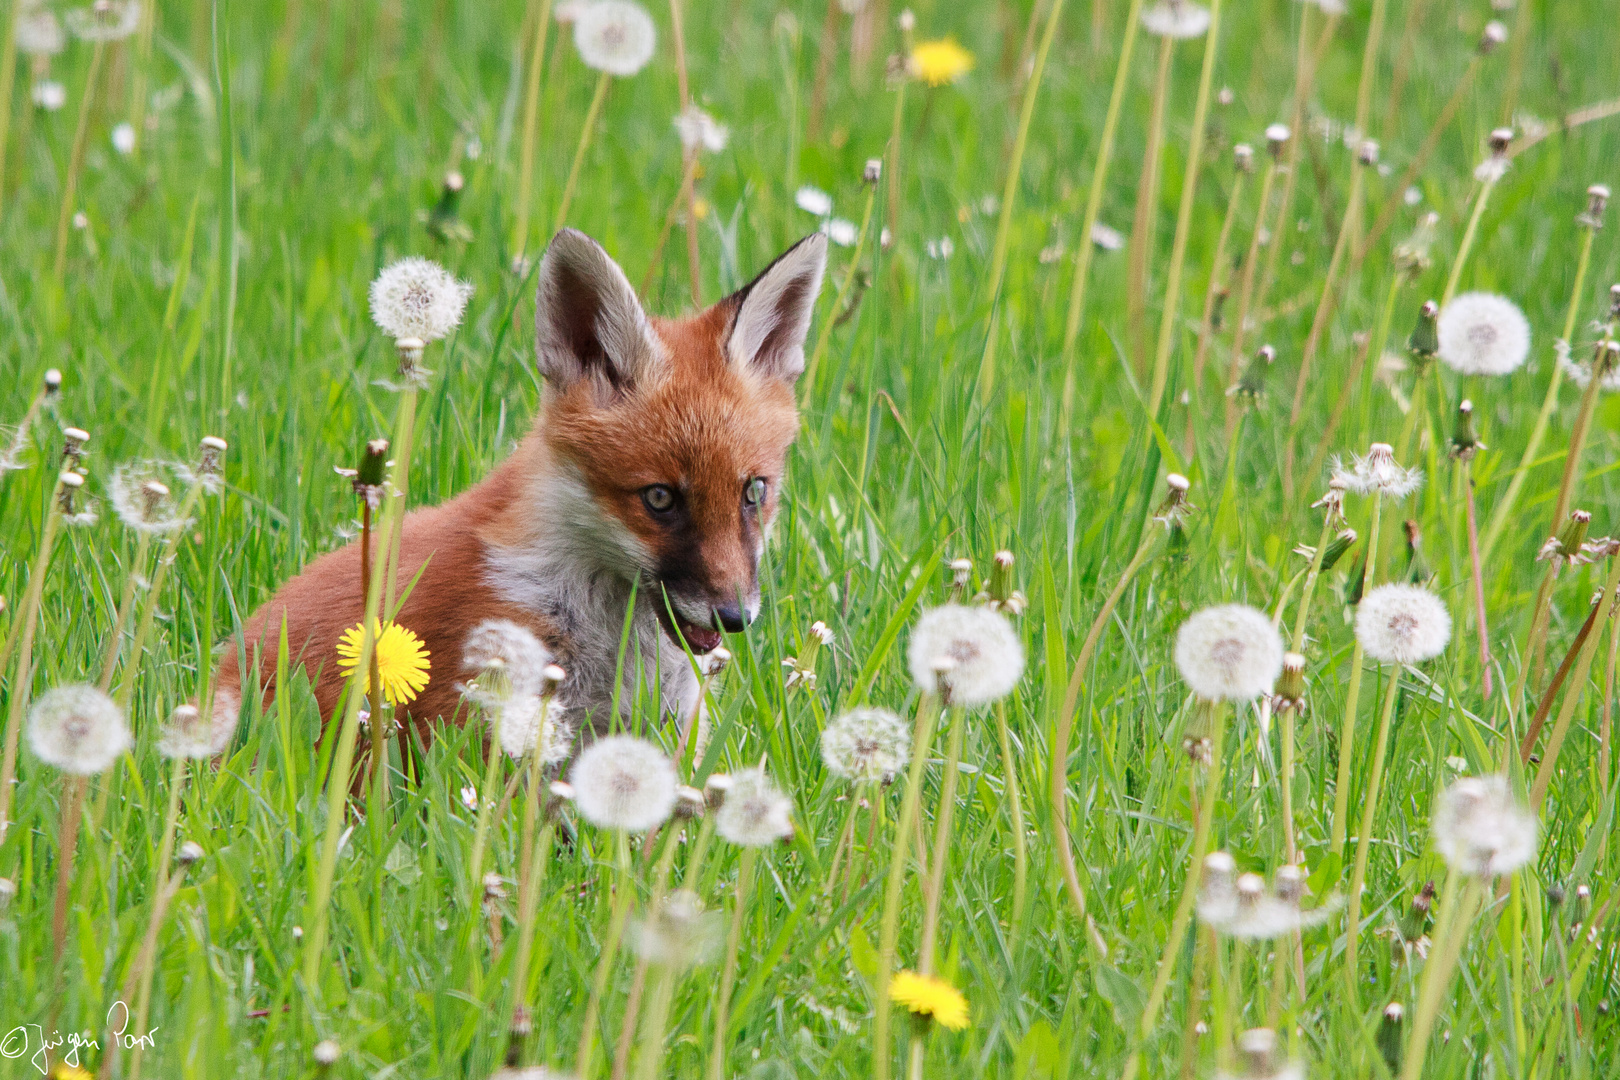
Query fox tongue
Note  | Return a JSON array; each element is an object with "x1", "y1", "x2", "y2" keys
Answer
[{"x1": 676, "y1": 616, "x2": 722, "y2": 655}]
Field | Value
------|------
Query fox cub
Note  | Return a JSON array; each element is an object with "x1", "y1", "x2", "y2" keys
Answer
[{"x1": 215, "y1": 228, "x2": 827, "y2": 739}]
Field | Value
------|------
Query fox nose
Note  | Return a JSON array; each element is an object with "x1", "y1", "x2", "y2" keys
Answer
[{"x1": 713, "y1": 605, "x2": 751, "y2": 633}]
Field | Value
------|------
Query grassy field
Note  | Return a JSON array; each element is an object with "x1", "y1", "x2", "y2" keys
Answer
[{"x1": 2, "y1": 0, "x2": 1619, "y2": 1076}]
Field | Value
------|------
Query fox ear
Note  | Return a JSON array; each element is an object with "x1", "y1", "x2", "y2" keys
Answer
[
  {"x1": 534, "y1": 229, "x2": 663, "y2": 393},
  {"x1": 726, "y1": 233, "x2": 828, "y2": 383}
]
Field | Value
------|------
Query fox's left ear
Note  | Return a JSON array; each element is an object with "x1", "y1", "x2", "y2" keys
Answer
[{"x1": 725, "y1": 233, "x2": 828, "y2": 383}]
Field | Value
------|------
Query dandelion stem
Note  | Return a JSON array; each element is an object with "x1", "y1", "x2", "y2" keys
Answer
[
  {"x1": 0, "y1": 4, "x2": 18, "y2": 217},
  {"x1": 1529, "y1": 551, "x2": 1620, "y2": 811},
  {"x1": 468, "y1": 723, "x2": 505, "y2": 898},
  {"x1": 917, "y1": 706, "x2": 964, "y2": 973},
  {"x1": 1479, "y1": 225, "x2": 1595, "y2": 568},
  {"x1": 667, "y1": 0, "x2": 702, "y2": 307},
  {"x1": 1399, "y1": 871, "x2": 1479, "y2": 1080},
  {"x1": 555, "y1": 71, "x2": 612, "y2": 232},
  {"x1": 52, "y1": 41, "x2": 106, "y2": 286},
  {"x1": 1516, "y1": 587, "x2": 1598, "y2": 768},
  {"x1": 1330, "y1": 495, "x2": 1384, "y2": 855},
  {"x1": 511, "y1": 0, "x2": 557, "y2": 262},
  {"x1": 803, "y1": 179, "x2": 877, "y2": 402},
  {"x1": 508, "y1": 763, "x2": 557, "y2": 1044},
  {"x1": 1547, "y1": 339, "x2": 1611, "y2": 538},
  {"x1": 708, "y1": 844, "x2": 759, "y2": 1080},
  {"x1": 1441, "y1": 174, "x2": 1500, "y2": 308},
  {"x1": 576, "y1": 831, "x2": 635, "y2": 1079},
  {"x1": 975, "y1": 0, "x2": 1068, "y2": 405},
  {"x1": 1353, "y1": 272, "x2": 1406, "y2": 450},
  {"x1": 1147, "y1": 0, "x2": 1224, "y2": 423},
  {"x1": 1051, "y1": 530, "x2": 1159, "y2": 920},
  {"x1": 994, "y1": 700, "x2": 1028, "y2": 937},
  {"x1": 1124, "y1": 34, "x2": 1173, "y2": 381},
  {"x1": 613, "y1": 821, "x2": 686, "y2": 1080},
  {"x1": 1123, "y1": 699, "x2": 1228, "y2": 1080},
  {"x1": 639, "y1": 151, "x2": 705, "y2": 298},
  {"x1": 1222, "y1": 154, "x2": 1280, "y2": 440},
  {"x1": 883, "y1": 68, "x2": 908, "y2": 252},
  {"x1": 1462, "y1": 466, "x2": 1493, "y2": 698},
  {"x1": 871, "y1": 691, "x2": 942, "y2": 1080},
  {"x1": 120, "y1": 482, "x2": 207, "y2": 710},
  {"x1": 1185, "y1": 159, "x2": 1248, "y2": 462},
  {"x1": 1344, "y1": 661, "x2": 1403, "y2": 1005},
  {"x1": 1279, "y1": 700, "x2": 1299, "y2": 865},
  {"x1": 1059, "y1": 0, "x2": 1144, "y2": 430},
  {"x1": 50, "y1": 775, "x2": 88, "y2": 967}
]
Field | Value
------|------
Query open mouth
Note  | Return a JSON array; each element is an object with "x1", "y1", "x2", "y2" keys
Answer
[{"x1": 657, "y1": 607, "x2": 723, "y2": 655}]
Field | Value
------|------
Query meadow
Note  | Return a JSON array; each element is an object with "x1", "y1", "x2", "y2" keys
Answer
[{"x1": 1, "y1": 0, "x2": 1619, "y2": 1077}]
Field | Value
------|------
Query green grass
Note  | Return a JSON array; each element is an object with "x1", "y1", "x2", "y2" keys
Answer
[{"x1": 2, "y1": 0, "x2": 1620, "y2": 1076}]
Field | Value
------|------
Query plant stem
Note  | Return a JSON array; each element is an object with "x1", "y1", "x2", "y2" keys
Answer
[
  {"x1": 0, "y1": 3, "x2": 18, "y2": 217},
  {"x1": 1547, "y1": 342, "x2": 1609, "y2": 535},
  {"x1": 1462, "y1": 463, "x2": 1493, "y2": 698},
  {"x1": 1147, "y1": 0, "x2": 1224, "y2": 422},
  {"x1": 1400, "y1": 873, "x2": 1481, "y2": 1080},
  {"x1": 1441, "y1": 175, "x2": 1500, "y2": 308},
  {"x1": 1344, "y1": 661, "x2": 1402, "y2": 1004},
  {"x1": 994, "y1": 700, "x2": 1028, "y2": 937},
  {"x1": 612, "y1": 821, "x2": 686, "y2": 1080},
  {"x1": 510, "y1": 0, "x2": 557, "y2": 262},
  {"x1": 576, "y1": 831, "x2": 635, "y2": 1079},
  {"x1": 883, "y1": 70, "x2": 908, "y2": 253},
  {"x1": 803, "y1": 180, "x2": 877, "y2": 401},
  {"x1": 120, "y1": 482, "x2": 207, "y2": 710},
  {"x1": 1124, "y1": 34, "x2": 1174, "y2": 381},
  {"x1": 1059, "y1": 0, "x2": 1144, "y2": 431},
  {"x1": 52, "y1": 41, "x2": 106, "y2": 285},
  {"x1": 51, "y1": 775, "x2": 89, "y2": 966},
  {"x1": 0, "y1": 479, "x2": 66, "y2": 843},
  {"x1": 707, "y1": 845, "x2": 759, "y2": 1080},
  {"x1": 975, "y1": 0, "x2": 1068, "y2": 405},
  {"x1": 1516, "y1": 591, "x2": 1599, "y2": 768},
  {"x1": 1222, "y1": 154, "x2": 1280, "y2": 440},
  {"x1": 555, "y1": 71, "x2": 612, "y2": 232},
  {"x1": 1185, "y1": 161, "x2": 1248, "y2": 462},
  {"x1": 667, "y1": 0, "x2": 702, "y2": 307},
  {"x1": 916, "y1": 706, "x2": 964, "y2": 973},
  {"x1": 1530, "y1": 551, "x2": 1620, "y2": 811},
  {"x1": 1330, "y1": 495, "x2": 1383, "y2": 854},
  {"x1": 508, "y1": 763, "x2": 556, "y2": 1037}
]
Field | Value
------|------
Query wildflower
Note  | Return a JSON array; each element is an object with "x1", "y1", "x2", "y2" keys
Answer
[
  {"x1": 1199, "y1": 866, "x2": 1337, "y2": 940},
  {"x1": 110, "y1": 462, "x2": 191, "y2": 534},
  {"x1": 27, "y1": 685, "x2": 132, "y2": 775},
  {"x1": 17, "y1": 6, "x2": 67, "y2": 55},
  {"x1": 783, "y1": 620, "x2": 834, "y2": 689},
  {"x1": 1354, "y1": 583, "x2": 1450, "y2": 665},
  {"x1": 368, "y1": 257, "x2": 473, "y2": 342},
  {"x1": 888, "y1": 970, "x2": 969, "y2": 1031},
  {"x1": 157, "y1": 702, "x2": 236, "y2": 759},
  {"x1": 1432, "y1": 775, "x2": 1536, "y2": 878},
  {"x1": 823, "y1": 218, "x2": 858, "y2": 247},
  {"x1": 111, "y1": 122, "x2": 136, "y2": 154},
  {"x1": 460, "y1": 784, "x2": 480, "y2": 811},
  {"x1": 574, "y1": 0, "x2": 657, "y2": 76},
  {"x1": 57, "y1": 471, "x2": 98, "y2": 526},
  {"x1": 1472, "y1": 127, "x2": 1514, "y2": 183},
  {"x1": 907, "y1": 38, "x2": 974, "y2": 86},
  {"x1": 1089, "y1": 222, "x2": 1125, "y2": 250},
  {"x1": 32, "y1": 80, "x2": 67, "y2": 111},
  {"x1": 313, "y1": 1039, "x2": 341, "y2": 1066},
  {"x1": 1538, "y1": 510, "x2": 1592, "y2": 565},
  {"x1": 1173, "y1": 604, "x2": 1284, "y2": 702},
  {"x1": 1140, "y1": 0, "x2": 1212, "y2": 38},
  {"x1": 177, "y1": 840, "x2": 204, "y2": 864},
  {"x1": 568, "y1": 735, "x2": 677, "y2": 832},
  {"x1": 906, "y1": 604, "x2": 1025, "y2": 706},
  {"x1": 715, "y1": 767, "x2": 794, "y2": 846},
  {"x1": 66, "y1": 0, "x2": 141, "y2": 41},
  {"x1": 632, "y1": 888, "x2": 720, "y2": 968},
  {"x1": 794, "y1": 185, "x2": 833, "y2": 217},
  {"x1": 335, "y1": 620, "x2": 432, "y2": 705},
  {"x1": 1331, "y1": 443, "x2": 1423, "y2": 499},
  {"x1": 821, "y1": 707, "x2": 910, "y2": 782},
  {"x1": 1556, "y1": 338, "x2": 1620, "y2": 392},
  {"x1": 925, "y1": 236, "x2": 955, "y2": 259},
  {"x1": 673, "y1": 106, "x2": 729, "y2": 153},
  {"x1": 1437, "y1": 292, "x2": 1530, "y2": 376},
  {"x1": 187, "y1": 435, "x2": 229, "y2": 494}
]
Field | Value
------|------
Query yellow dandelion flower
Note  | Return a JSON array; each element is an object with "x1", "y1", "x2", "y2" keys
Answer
[
  {"x1": 336, "y1": 620, "x2": 431, "y2": 705},
  {"x1": 50, "y1": 1066, "x2": 93, "y2": 1080},
  {"x1": 908, "y1": 38, "x2": 974, "y2": 87},
  {"x1": 888, "y1": 970, "x2": 969, "y2": 1031}
]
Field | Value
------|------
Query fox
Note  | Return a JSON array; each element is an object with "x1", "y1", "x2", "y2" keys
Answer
[{"x1": 213, "y1": 227, "x2": 828, "y2": 743}]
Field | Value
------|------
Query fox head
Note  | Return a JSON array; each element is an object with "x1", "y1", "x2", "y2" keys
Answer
[{"x1": 531, "y1": 228, "x2": 827, "y2": 656}]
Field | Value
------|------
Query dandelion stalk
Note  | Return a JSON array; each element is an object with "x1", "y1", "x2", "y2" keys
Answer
[
  {"x1": 510, "y1": 0, "x2": 557, "y2": 262},
  {"x1": 555, "y1": 71, "x2": 612, "y2": 231},
  {"x1": 1516, "y1": 582, "x2": 1600, "y2": 766},
  {"x1": 52, "y1": 40, "x2": 107, "y2": 285},
  {"x1": 114, "y1": 819, "x2": 194, "y2": 1080},
  {"x1": 1343, "y1": 661, "x2": 1402, "y2": 1003},
  {"x1": 119, "y1": 474, "x2": 211, "y2": 710},
  {"x1": 1529, "y1": 550, "x2": 1620, "y2": 811},
  {"x1": 575, "y1": 831, "x2": 635, "y2": 1080},
  {"x1": 916, "y1": 705, "x2": 964, "y2": 972},
  {"x1": 1124, "y1": 33, "x2": 1174, "y2": 379},
  {"x1": 638, "y1": 150, "x2": 704, "y2": 298},
  {"x1": 50, "y1": 773, "x2": 88, "y2": 965},
  {"x1": 0, "y1": 3, "x2": 18, "y2": 216},
  {"x1": 994, "y1": 700, "x2": 1028, "y2": 934},
  {"x1": 883, "y1": 45, "x2": 910, "y2": 250},
  {"x1": 1546, "y1": 338, "x2": 1617, "y2": 540},
  {"x1": 1329, "y1": 497, "x2": 1384, "y2": 855},
  {"x1": 707, "y1": 845, "x2": 759, "y2": 1080},
  {"x1": 1223, "y1": 135, "x2": 1283, "y2": 439},
  {"x1": 126, "y1": 0, "x2": 160, "y2": 152},
  {"x1": 467, "y1": 716, "x2": 505, "y2": 897},
  {"x1": 975, "y1": 0, "x2": 1067, "y2": 405},
  {"x1": 1146, "y1": 0, "x2": 1224, "y2": 422},
  {"x1": 666, "y1": 0, "x2": 702, "y2": 307},
  {"x1": 1059, "y1": 0, "x2": 1144, "y2": 430},
  {"x1": 612, "y1": 821, "x2": 687, "y2": 1080},
  {"x1": 1399, "y1": 871, "x2": 1480, "y2": 1080},
  {"x1": 1185, "y1": 148, "x2": 1250, "y2": 461},
  {"x1": 871, "y1": 690, "x2": 942, "y2": 1080}
]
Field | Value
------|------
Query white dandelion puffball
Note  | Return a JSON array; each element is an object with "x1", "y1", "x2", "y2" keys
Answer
[
  {"x1": 1174, "y1": 604, "x2": 1284, "y2": 701},
  {"x1": 906, "y1": 604, "x2": 1025, "y2": 706},
  {"x1": 111, "y1": 122, "x2": 137, "y2": 155},
  {"x1": 1432, "y1": 775, "x2": 1536, "y2": 878},
  {"x1": 823, "y1": 218, "x2": 858, "y2": 247},
  {"x1": 32, "y1": 80, "x2": 67, "y2": 111},
  {"x1": 27, "y1": 685, "x2": 132, "y2": 775},
  {"x1": 674, "y1": 106, "x2": 729, "y2": 154},
  {"x1": 569, "y1": 735, "x2": 677, "y2": 832},
  {"x1": 574, "y1": 1, "x2": 657, "y2": 77},
  {"x1": 110, "y1": 461, "x2": 192, "y2": 535},
  {"x1": 631, "y1": 888, "x2": 720, "y2": 968},
  {"x1": 157, "y1": 703, "x2": 237, "y2": 760},
  {"x1": 1331, "y1": 443, "x2": 1423, "y2": 500},
  {"x1": 497, "y1": 695, "x2": 574, "y2": 764},
  {"x1": 368, "y1": 257, "x2": 473, "y2": 342},
  {"x1": 1437, "y1": 292, "x2": 1531, "y2": 376},
  {"x1": 1141, "y1": 0, "x2": 1212, "y2": 38},
  {"x1": 795, "y1": 185, "x2": 833, "y2": 217},
  {"x1": 716, "y1": 767, "x2": 794, "y2": 847},
  {"x1": 1557, "y1": 339, "x2": 1620, "y2": 393},
  {"x1": 821, "y1": 707, "x2": 911, "y2": 783},
  {"x1": 1355, "y1": 583, "x2": 1451, "y2": 665},
  {"x1": 463, "y1": 619, "x2": 555, "y2": 702},
  {"x1": 1089, "y1": 222, "x2": 1126, "y2": 251},
  {"x1": 66, "y1": 0, "x2": 141, "y2": 41},
  {"x1": 18, "y1": 7, "x2": 67, "y2": 55}
]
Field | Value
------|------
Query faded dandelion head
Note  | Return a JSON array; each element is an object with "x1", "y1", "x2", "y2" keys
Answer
[
  {"x1": 157, "y1": 703, "x2": 237, "y2": 760},
  {"x1": 1201, "y1": 867, "x2": 1338, "y2": 940},
  {"x1": 1332, "y1": 442, "x2": 1423, "y2": 499},
  {"x1": 1557, "y1": 339, "x2": 1620, "y2": 392},
  {"x1": 1195, "y1": 851, "x2": 1239, "y2": 923},
  {"x1": 369, "y1": 257, "x2": 473, "y2": 342},
  {"x1": 66, "y1": 0, "x2": 141, "y2": 42},
  {"x1": 1355, "y1": 583, "x2": 1450, "y2": 664},
  {"x1": 569, "y1": 735, "x2": 678, "y2": 832},
  {"x1": 632, "y1": 888, "x2": 720, "y2": 968},
  {"x1": 1141, "y1": 0, "x2": 1211, "y2": 37},
  {"x1": 673, "y1": 106, "x2": 729, "y2": 153},
  {"x1": 1218, "y1": 1027, "x2": 1306, "y2": 1080},
  {"x1": 57, "y1": 471, "x2": 98, "y2": 526},
  {"x1": 497, "y1": 693, "x2": 573, "y2": 763},
  {"x1": 1264, "y1": 123, "x2": 1291, "y2": 155},
  {"x1": 111, "y1": 462, "x2": 191, "y2": 535},
  {"x1": 715, "y1": 767, "x2": 794, "y2": 847},
  {"x1": 177, "y1": 840, "x2": 205, "y2": 865},
  {"x1": 906, "y1": 604, "x2": 1024, "y2": 706},
  {"x1": 18, "y1": 6, "x2": 67, "y2": 55},
  {"x1": 1437, "y1": 292, "x2": 1531, "y2": 376},
  {"x1": 32, "y1": 80, "x2": 67, "y2": 111},
  {"x1": 574, "y1": 1, "x2": 657, "y2": 76},
  {"x1": 27, "y1": 685, "x2": 132, "y2": 775},
  {"x1": 823, "y1": 218, "x2": 858, "y2": 247},
  {"x1": 821, "y1": 707, "x2": 910, "y2": 783},
  {"x1": 187, "y1": 435, "x2": 229, "y2": 493},
  {"x1": 1432, "y1": 774, "x2": 1536, "y2": 878},
  {"x1": 313, "y1": 1040, "x2": 341, "y2": 1067},
  {"x1": 795, "y1": 185, "x2": 833, "y2": 217},
  {"x1": 1173, "y1": 604, "x2": 1284, "y2": 702}
]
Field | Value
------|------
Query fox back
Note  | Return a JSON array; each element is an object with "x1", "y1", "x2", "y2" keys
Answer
[{"x1": 214, "y1": 229, "x2": 827, "y2": 739}]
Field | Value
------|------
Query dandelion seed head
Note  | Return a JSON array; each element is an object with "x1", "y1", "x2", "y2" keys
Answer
[
  {"x1": 821, "y1": 706, "x2": 910, "y2": 783},
  {"x1": 1334, "y1": 442, "x2": 1423, "y2": 499},
  {"x1": 111, "y1": 122, "x2": 136, "y2": 154},
  {"x1": 312, "y1": 1040, "x2": 340, "y2": 1066},
  {"x1": 66, "y1": 0, "x2": 141, "y2": 42},
  {"x1": 907, "y1": 604, "x2": 1024, "y2": 706},
  {"x1": 1173, "y1": 604, "x2": 1284, "y2": 701},
  {"x1": 631, "y1": 888, "x2": 720, "y2": 968},
  {"x1": 368, "y1": 257, "x2": 473, "y2": 342},
  {"x1": 1141, "y1": 0, "x2": 1212, "y2": 37},
  {"x1": 157, "y1": 702, "x2": 237, "y2": 760},
  {"x1": 715, "y1": 766, "x2": 794, "y2": 847},
  {"x1": 1437, "y1": 292, "x2": 1530, "y2": 376},
  {"x1": 27, "y1": 685, "x2": 132, "y2": 775},
  {"x1": 569, "y1": 735, "x2": 677, "y2": 832},
  {"x1": 177, "y1": 841, "x2": 204, "y2": 864},
  {"x1": 32, "y1": 80, "x2": 67, "y2": 111},
  {"x1": 1089, "y1": 221, "x2": 1126, "y2": 250},
  {"x1": 794, "y1": 185, "x2": 833, "y2": 217},
  {"x1": 18, "y1": 7, "x2": 67, "y2": 55},
  {"x1": 1433, "y1": 774, "x2": 1536, "y2": 878},
  {"x1": 673, "y1": 106, "x2": 729, "y2": 153},
  {"x1": 110, "y1": 461, "x2": 192, "y2": 534},
  {"x1": 574, "y1": 1, "x2": 657, "y2": 76},
  {"x1": 1355, "y1": 583, "x2": 1450, "y2": 664}
]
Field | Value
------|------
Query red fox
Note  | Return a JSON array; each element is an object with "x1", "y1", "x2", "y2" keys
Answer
[{"x1": 214, "y1": 228, "x2": 827, "y2": 740}]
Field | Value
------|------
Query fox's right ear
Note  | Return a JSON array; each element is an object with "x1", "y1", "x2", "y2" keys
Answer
[
  {"x1": 534, "y1": 229, "x2": 664, "y2": 394},
  {"x1": 726, "y1": 233, "x2": 828, "y2": 384}
]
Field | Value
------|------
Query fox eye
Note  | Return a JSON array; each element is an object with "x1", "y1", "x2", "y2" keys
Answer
[
  {"x1": 642, "y1": 485, "x2": 677, "y2": 514},
  {"x1": 744, "y1": 477, "x2": 767, "y2": 506}
]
